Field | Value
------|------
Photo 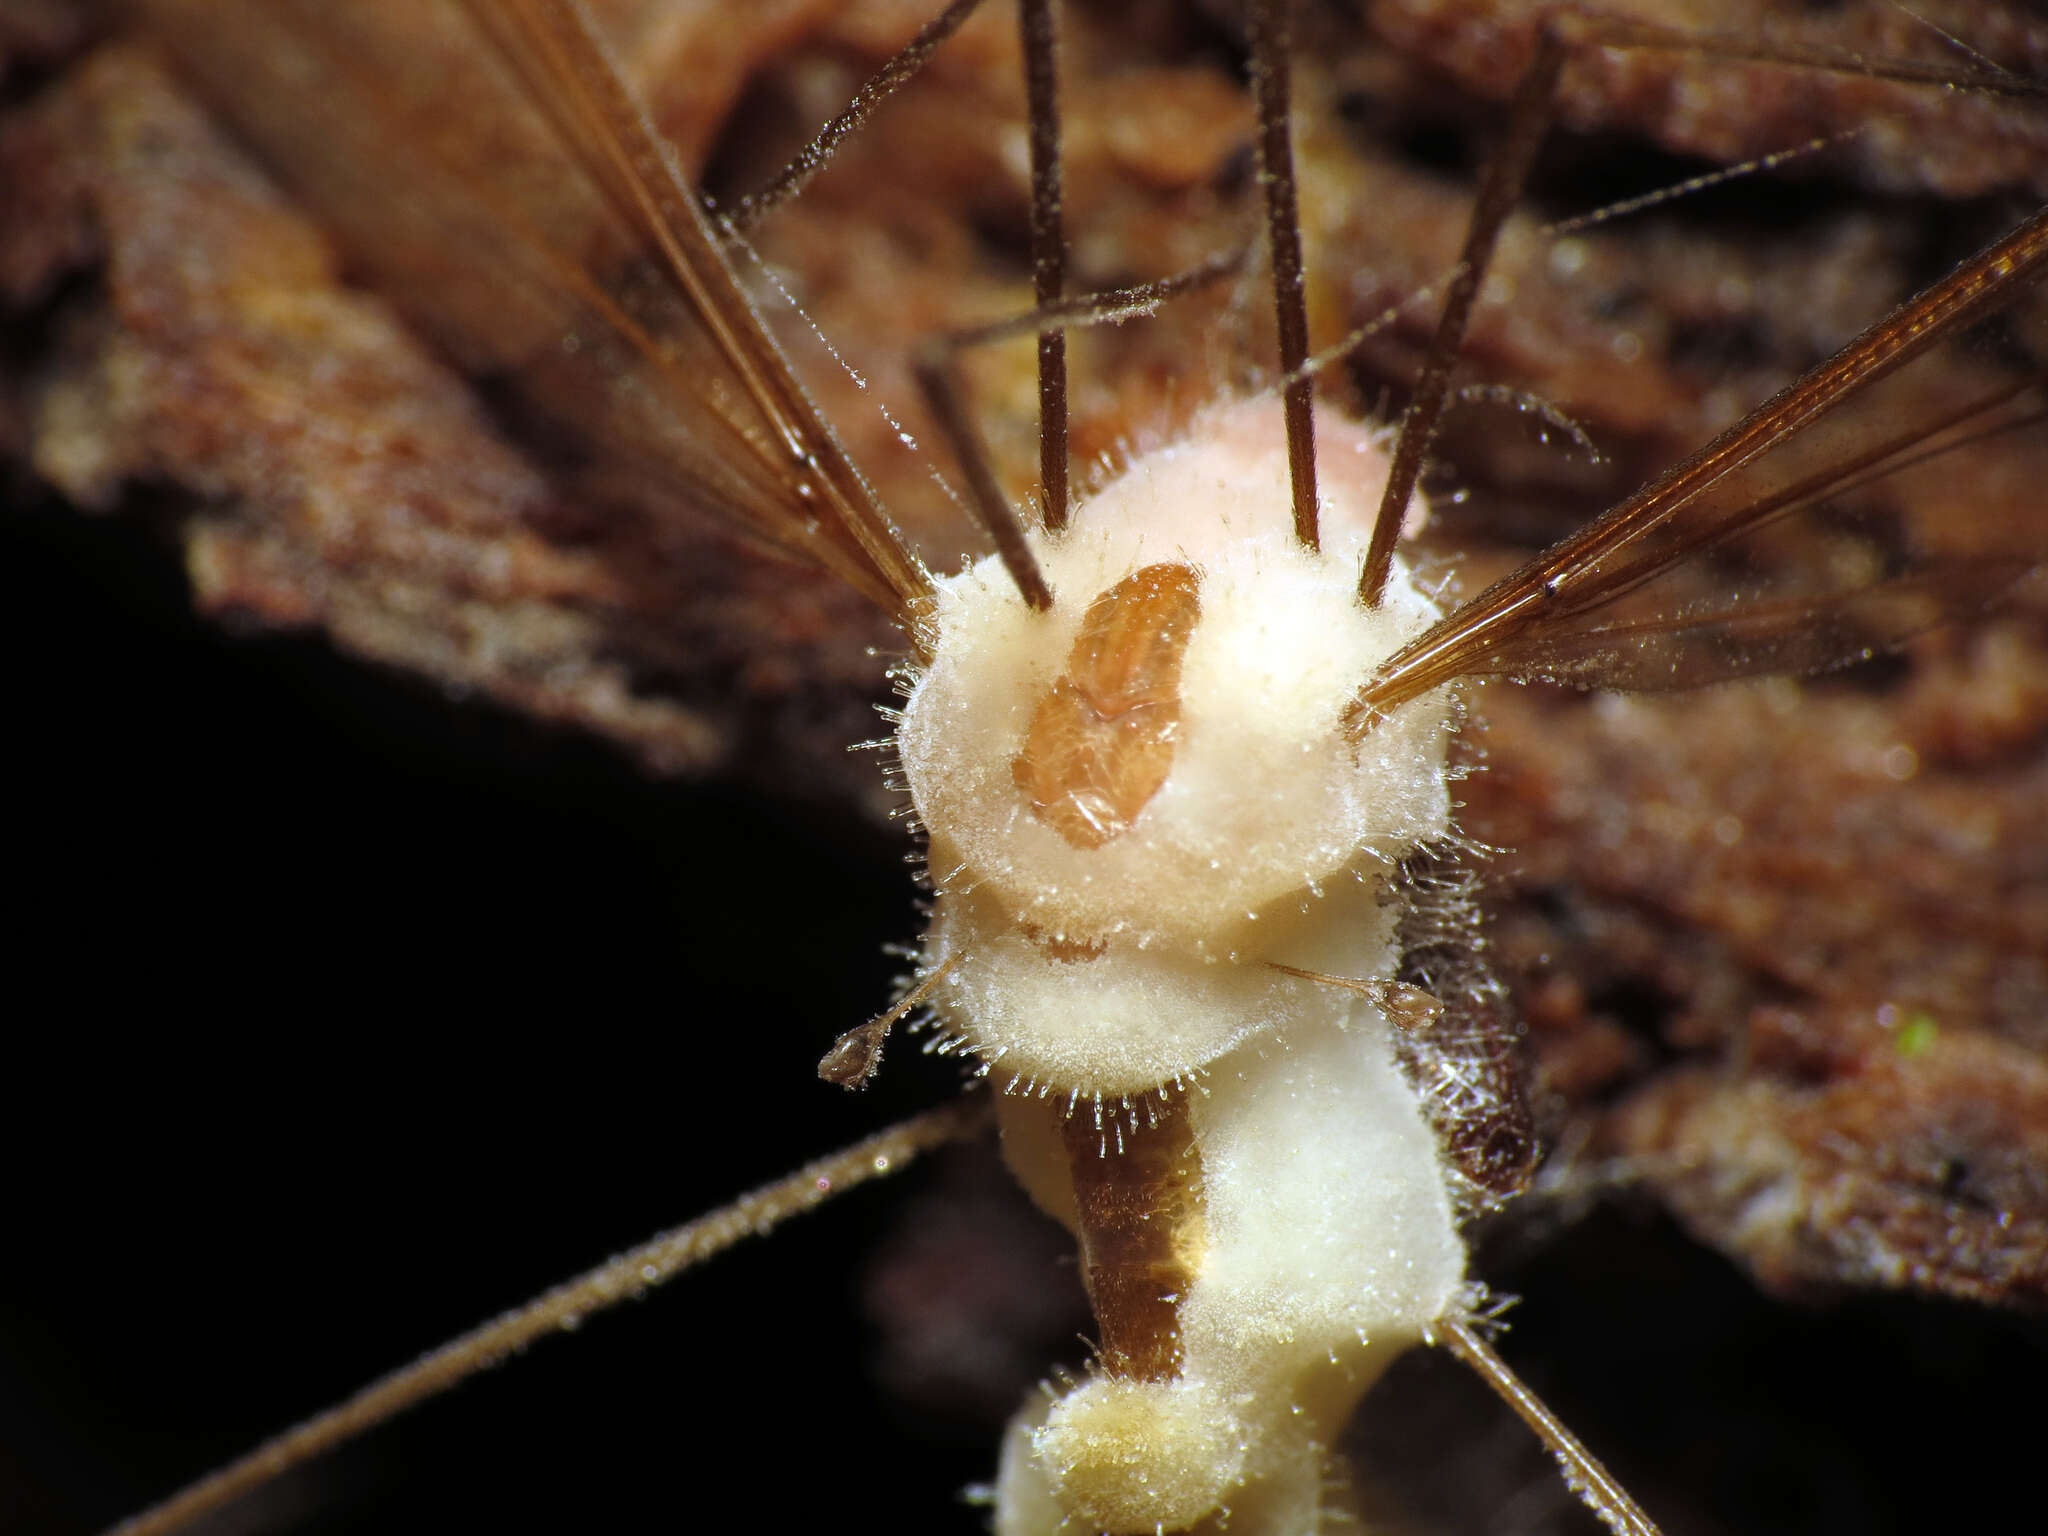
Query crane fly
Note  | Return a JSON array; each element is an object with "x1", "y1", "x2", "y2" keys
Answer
[{"x1": 6, "y1": 1, "x2": 2047, "y2": 1533}]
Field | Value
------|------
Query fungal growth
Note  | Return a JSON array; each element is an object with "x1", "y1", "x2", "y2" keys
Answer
[
  {"x1": 900, "y1": 416, "x2": 1475, "y2": 1534},
  {"x1": 898, "y1": 397, "x2": 1462, "y2": 1531}
]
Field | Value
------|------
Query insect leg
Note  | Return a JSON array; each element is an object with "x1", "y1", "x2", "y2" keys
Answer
[
  {"x1": 105, "y1": 1096, "x2": 990, "y2": 1536},
  {"x1": 1436, "y1": 1311, "x2": 1664, "y2": 1536}
]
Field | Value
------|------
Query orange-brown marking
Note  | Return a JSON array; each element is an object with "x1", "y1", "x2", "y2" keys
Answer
[
  {"x1": 1060, "y1": 1094, "x2": 1203, "y2": 1381},
  {"x1": 1011, "y1": 562, "x2": 1203, "y2": 849},
  {"x1": 1017, "y1": 922, "x2": 1109, "y2": 964}
]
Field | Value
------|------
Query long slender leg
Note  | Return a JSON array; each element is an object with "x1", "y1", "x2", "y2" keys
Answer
[
  {"x1": 1019, "y1": 0, "x2": 1070, "y2": 531},
  {"x1": 1358, "y1": 28, "x2": 1566, "y2": 608},
  {"x1": 1246, "y1": 0, "x2": 1318, "y2": 551},
  {"x1": 106, "y1": 1098, "x2": 990, "y2": 1536},
  {"x1": 1437, "y1": 1312, "x2": 1664, "y2": 1536},
  {"x1": 910, "y1": 252, "x2": 1246, "y2": 610},
  {"x1": 724, "y1": 0, "x2": 991, "y2": 232}
]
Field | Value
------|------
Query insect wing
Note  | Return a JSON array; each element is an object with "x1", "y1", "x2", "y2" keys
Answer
[
  {"x1": 1362, "y1": 202, "x2": 2048, "y2": 709},
  {"x1": 133, "y1": 0, "x2": 929, "y2": 620}
]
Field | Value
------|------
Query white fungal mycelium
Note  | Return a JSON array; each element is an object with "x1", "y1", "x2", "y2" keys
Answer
[{"x1": 895, "y1": 397, "x2": 1470, "y2": 1534}]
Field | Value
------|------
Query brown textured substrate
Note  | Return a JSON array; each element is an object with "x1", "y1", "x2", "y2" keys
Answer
[{"x1": 4, "y1": 4, "x2": 2046, "y2": 1535}]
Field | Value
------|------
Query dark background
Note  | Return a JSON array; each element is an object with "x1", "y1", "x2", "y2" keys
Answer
[{"x1": 0, "y1": 473, "x2": 1004, "y2": 1534}]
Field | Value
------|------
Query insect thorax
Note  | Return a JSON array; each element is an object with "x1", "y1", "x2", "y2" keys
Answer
[{"x1": 893, "y1": 400, "x2": 1473, "y2": 1534}]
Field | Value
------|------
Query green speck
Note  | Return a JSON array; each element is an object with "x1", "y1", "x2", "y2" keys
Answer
[{"x1": 1896, "y1": 1013, "x2": 1939, "y2": 1057}]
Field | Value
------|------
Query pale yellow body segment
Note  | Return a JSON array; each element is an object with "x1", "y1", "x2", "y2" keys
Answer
[{"x1": 898, "y1": 400, "x2": 1465, "y2": 1533}]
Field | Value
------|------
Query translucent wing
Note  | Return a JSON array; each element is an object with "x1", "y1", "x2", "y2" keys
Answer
[
  {"x1": 134, "y1": 0, "x2": 932, "y2": 623},
  {"x1": 1358, "y1": 204, "x2": 2048, "y2": 716},
  {"x1": 1455, "y1": 557, "x2": 2038, "y2": 691}
]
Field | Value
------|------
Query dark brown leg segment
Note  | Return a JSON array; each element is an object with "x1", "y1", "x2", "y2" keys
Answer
[{"x1": 1059, "y1": 1095, "x2": 1203, "y2": 1381}]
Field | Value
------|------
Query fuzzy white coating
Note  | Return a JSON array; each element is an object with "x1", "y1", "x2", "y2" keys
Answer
[
  {"x1": 905, "y1": 399, "x2": 1469, "y2": 1534},
  {"x1": 902, "y1": 399, "x2": 1453, "y2": 1095},
  {"x1": 931, "y1": 851, "x2": 1411, "y2": 1096},
  {"x1": 995, "y1": 998, "x2": 1464, "y2": 1536},
  {"x1": 899, "y1": 403, "x2": 1451, "y2": 950},
  {"x1": 927, "y1": 879, "x2": 1344, "y2": 1093}
]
